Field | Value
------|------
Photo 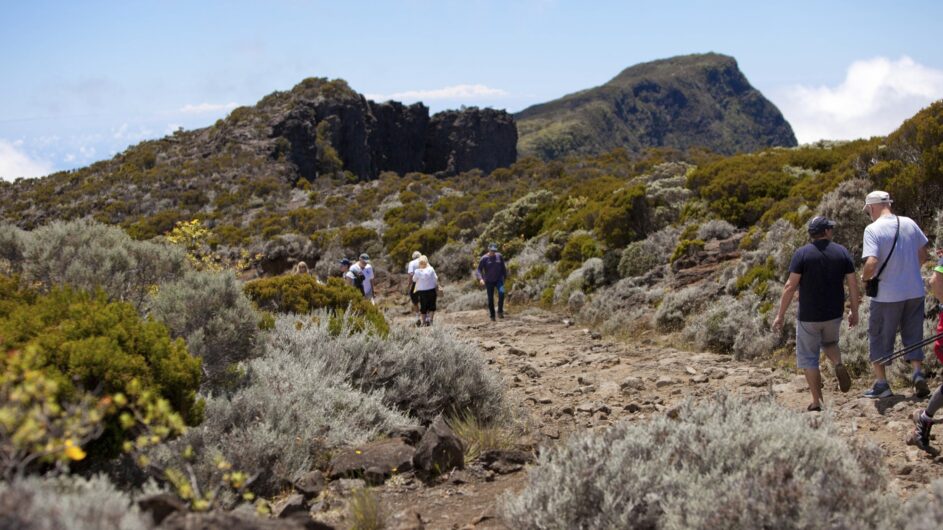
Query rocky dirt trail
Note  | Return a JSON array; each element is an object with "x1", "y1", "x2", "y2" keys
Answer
[{"x1": 374, "y1": 307, "x2": 943, "y2": 530}]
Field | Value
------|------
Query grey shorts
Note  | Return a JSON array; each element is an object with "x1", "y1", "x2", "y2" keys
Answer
[
  {"x1": 796, "y1": 318, "x2": 842, "y2": 369},
  {"x1": 868, "y1": 298, "x2": 925, "y2": 364}
]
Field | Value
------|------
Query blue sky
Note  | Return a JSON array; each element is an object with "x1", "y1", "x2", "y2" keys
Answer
[{"x1": 2, "y1": 0, "x2": 942, "y2": 179}]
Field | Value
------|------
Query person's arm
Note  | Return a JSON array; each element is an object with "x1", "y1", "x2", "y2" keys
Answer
[
  {"x1": 501, "y1": 255, "x2": 508, "y2": 282},
  {"x1": 476, "y1": 257, "x2": 485, "y2": 285},
  {"x1": 772, "y1": 272, "x2": 801, "y2": 332},
  {"x1": 862, "y1": 256, "x2": 879, "y2": 282},
  {"x1": 845, "y1": 272, "x2": 860, "y2": 327}
]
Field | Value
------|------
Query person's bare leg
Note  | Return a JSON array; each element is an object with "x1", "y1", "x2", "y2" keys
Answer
[
  {"x1": 872, "y1": 362, "x2": 887, "y2": 382},
  {"x1": 804, "y1": 368, "x2": 823, "y2": 408},
  {"x1": 823, "y1": 343, "x2": 840, "y2": 366}
]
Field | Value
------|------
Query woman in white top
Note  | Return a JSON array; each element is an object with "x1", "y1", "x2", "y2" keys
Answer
[{"x1": 411, "y1": 255, "x2": 439, "y2": 326}]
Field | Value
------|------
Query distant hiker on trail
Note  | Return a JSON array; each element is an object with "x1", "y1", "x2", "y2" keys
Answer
[
  {"x1": 293, "y1": 261, "x2": 309, "y2": 275},
  {"x1": 412, "y1": 255, "x2": 439, "y2": 326},
  {"x1": 351, "y1": 253, "x2": 375, "y2": 303},
  {"x1": 477, "y1": 243, "x2": 508, "y2": 322},
  {"x1": 907, "y1": 250, "x2": 943, "y2": 453},
  {"x1": 406, "y1": 250, "x2": 422, "y2": 326},
  {"x1": 339, "y1": 257, "x2": 369, "y2": 297},
  {"x1": 773, "y1": 216, "x2": 859, "y2": 412},
  {"x1": 860, "y1": 191, "x2": 931, "y2": 399}
]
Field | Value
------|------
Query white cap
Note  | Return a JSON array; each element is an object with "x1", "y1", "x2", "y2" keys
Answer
[{"x1": 863, "y1": 190, "x2": 892, "y2": 211}]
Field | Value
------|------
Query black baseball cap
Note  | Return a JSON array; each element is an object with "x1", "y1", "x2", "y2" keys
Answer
[
  {"x1": 338, "y1": 258, "x2": 352, "y2": 266},
  {"x1": 807, "y1": 216, "x2": 836, "y2": 235}
]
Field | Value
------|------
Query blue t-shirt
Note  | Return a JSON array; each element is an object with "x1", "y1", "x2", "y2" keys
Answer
[
  {"x1": 789, "y1": 239, "x2": 855, "y2": 322},
  {"x1": 862, "y1": 215, "x2": 928, "y2": 303}
]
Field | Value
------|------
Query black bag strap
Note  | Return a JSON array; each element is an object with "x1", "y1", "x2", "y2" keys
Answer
[{"x1": 874, "y1": 216, "x2": 900, "y2": 281}]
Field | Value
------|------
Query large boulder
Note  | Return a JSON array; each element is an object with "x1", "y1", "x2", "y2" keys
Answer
[
  {"x1": 328, "y1": 438, "x2": 416, "y2": 483},
  {"x1": 412, "y1": 415, "x2": 465, "y2": 476}
]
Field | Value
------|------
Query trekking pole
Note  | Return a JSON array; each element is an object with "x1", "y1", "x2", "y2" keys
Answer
[{"x1": 872, "y1": 331, "x2": 943, "y2": 366}]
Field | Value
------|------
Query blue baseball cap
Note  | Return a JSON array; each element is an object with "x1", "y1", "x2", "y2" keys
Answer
[
  {"x1": 487, "y1": 243, "x2": 498, "y2": 251},
  {"x1": 338, "y1": 258, "x2": 352, "y2": 266}
]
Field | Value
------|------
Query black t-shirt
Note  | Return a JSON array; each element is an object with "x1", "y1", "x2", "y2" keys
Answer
[{"x1": 788, "y1": 239, "x2": 855, "y2": 322}]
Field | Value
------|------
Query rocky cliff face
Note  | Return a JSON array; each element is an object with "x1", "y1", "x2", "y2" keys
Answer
[
  {"x1": 516, "y1": 53, "x2": 797, "y2": 159},
  {"x1": 271, "y1": 86, "x2": 517, "y2": 181}
]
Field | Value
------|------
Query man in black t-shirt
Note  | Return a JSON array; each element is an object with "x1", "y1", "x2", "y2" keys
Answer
[{"x1": 773, "y1": 216, "x2": 861, "y2": 411}]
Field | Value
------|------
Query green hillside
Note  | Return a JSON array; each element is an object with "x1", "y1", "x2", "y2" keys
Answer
[{"x1": 516, "y1": 53, "x2": 798, "y2": 159}]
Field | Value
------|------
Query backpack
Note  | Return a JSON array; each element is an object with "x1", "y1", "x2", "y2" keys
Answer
[{"x1": 351, "y1": 269, "x2": 366, "y2": 294}]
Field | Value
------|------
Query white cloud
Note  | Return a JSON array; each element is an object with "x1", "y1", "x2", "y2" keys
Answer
[
  {"x1": 178, "y1": 102, "x2": 239, "y2": 114},
  {"x1": 776, "y1": 56, "x2": 943, "y2": 144},
  {"x1": 0, "y1": 140, "x2": 53, "y2": 180},
  {"x1": 365, "y1": 84, "x2": 509, "y2": 102}
]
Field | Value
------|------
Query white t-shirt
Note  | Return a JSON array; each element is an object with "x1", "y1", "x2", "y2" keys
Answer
[
  {"x1": 407, "y1": 258, "x2": 421, "y2": 278},
  {"x1": 862, "y1": 215, "x2": 928, "y2": 303},
  {"x1": 349, "y1": 263, "x2": 374, "y2": 297},
  {"x1": 412, "y1": 266, "x2": 438, "y2": 291}
]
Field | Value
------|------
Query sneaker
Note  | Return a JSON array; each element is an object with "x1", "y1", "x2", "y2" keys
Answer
[
  {"x1": 906, "y1": 409, "x2": 934, "y2": 452},
  {"x1": 914, "y1": 373, "x2": 931, "y2": 398},
  {"x1": 834, "y1": 364, "x2": 851, "y2": 393},
  {"x1": 497, "y1": 312, "x2": 504, "y2": 319},
  {"x1": 863, "y1": 381, "x2": 892, "y2": 399},
  {"x1": 490, "y1": 315, "x2": 496, "y2": 322}
]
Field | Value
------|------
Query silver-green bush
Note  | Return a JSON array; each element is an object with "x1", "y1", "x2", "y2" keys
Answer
[
  {"x1": 307, "y1": 316, "x2": 506, "y2": 423},
  {"x1": 478, "y1": 190, "x2": 553, "y2": 249},
  {"x1": 502, "y1": 393, "x2": 897, "y2": 530},
  {"x1": 0, "y1": 222, "x2": 27, "y2": 274},
  {"x1": 816, "y1": 178, "x2": 871, "y2": 263},
  {"x1": 20, "y1": 218, "x2": 187, "y2": 310},
  {"x1": 154, "y1": 314, "x2": 414, "y2": 496},
  {"x1": 147, "y1": 270, "x2": 260, "y2": 390},
  {"x1": 618, "y1": 227, "x2": 679, "y2": 279},
  {"x1": 0, "y1": 474, "x2": 152, "y2": 530}
]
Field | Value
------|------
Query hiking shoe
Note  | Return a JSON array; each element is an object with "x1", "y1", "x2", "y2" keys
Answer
[
  {"x1": 498, "y1": 312, "x2": 505, "y2": 319},
  {"x1": 490, "y1": 315, "x2": 496, "y2": 322},
  {"x1": 834, "y1": 364, "x2": 851, "y2": 393},
  {"x1": 907, "y1": 409, "x2": 934, "y2": 452},
  {"x1": 863, "y1": 381, "x2": 892, "y2": 399},
  {"x1": 914, "y1": 373, "x2": 931, "y2": 398}
]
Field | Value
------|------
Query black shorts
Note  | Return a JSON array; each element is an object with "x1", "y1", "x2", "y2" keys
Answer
[
  {"x1": 417, "y1": 288, "x2": 437, "y2": 313},
  {"x1": 409, "y1": 282, "x2": 420, "y2": 304}
]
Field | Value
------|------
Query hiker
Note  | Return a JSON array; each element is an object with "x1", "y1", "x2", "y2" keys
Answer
[
  {"x1": 293, "y1": 261, "x2": 309, "y2": 275},
  {"x1": 860, "y1": 191, "x2": 931, "y2": 399},
  {"x1": 908, "y1": 251, "x2": 943, "y2": 452},
  {"x1": 406, "y1": 250, "x2": 422, "y2": 326},
  {"x1": 351, "y1": 253, "x2": 375, "y2": 303},
  {"x1": 476, "y1": 243, "x2": 508, "y2": 321},
  {"x1": 411, "y1": 255, "x2": 439, "y2": 326},
  {"x1": 339, "y1": 257, "x2": 368, "y2": 297},
  {"x1": 773, "y1": 216, "x2": 859, "y2": 411}
]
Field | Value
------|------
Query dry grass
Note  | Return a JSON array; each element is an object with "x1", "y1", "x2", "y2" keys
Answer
[
  {"x1": 348, "y1": 488, "x2": 384, "y2": 530},
  {"x1": 447, "y1": 411, "x2": 516, "y2": 463}
]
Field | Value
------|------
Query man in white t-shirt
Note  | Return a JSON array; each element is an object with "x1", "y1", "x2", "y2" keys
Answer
[
  {"x1": 344, "y1": 254, "x2": 374, "y2": 302},
  {"x1": 406, "y1": 250, "x2": 422, "y2": 326},
  {"x1": 860, "y1": 190, "x2": 930, "y2": 399}
]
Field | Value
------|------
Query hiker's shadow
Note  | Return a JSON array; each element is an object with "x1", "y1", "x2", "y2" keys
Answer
[{"x1": 871, "y1": 394, "x2": 920, "y2": 415}]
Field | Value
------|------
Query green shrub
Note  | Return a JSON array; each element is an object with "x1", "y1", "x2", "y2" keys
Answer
[
  {"x1": 503, "y1": 393, "x2": 895, "y2": 530},
  {"x1": 669, "y1": 239, "x2": 705, "y2": 264},
  {"x1": 0, "y1": 223, "x2": 27, "y2": 274},
  {"x1": 734, "y1": 258, "x2": 778, "y2": 295},
  {"x1": 243, "y1": 275, "x2": 388, "y2": 335},
  {"x1": 339, "y1": 225, "x2": 379, "y2": 251},
  {"x1": 0, "y1": 280, "x2": 203, "y2": 456},
  {"x1": 593, "y1": 184, "x2": 650, "y2": 248},
  {"x1": 148, "y1": 270, "x2": 260, "y2": 391},
  {"x1": 388, "y1": 226, "x2": 449, "y2": 270},
  {"x1": 559, "y1": 231, "x2": 602, "y2": 274}
]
